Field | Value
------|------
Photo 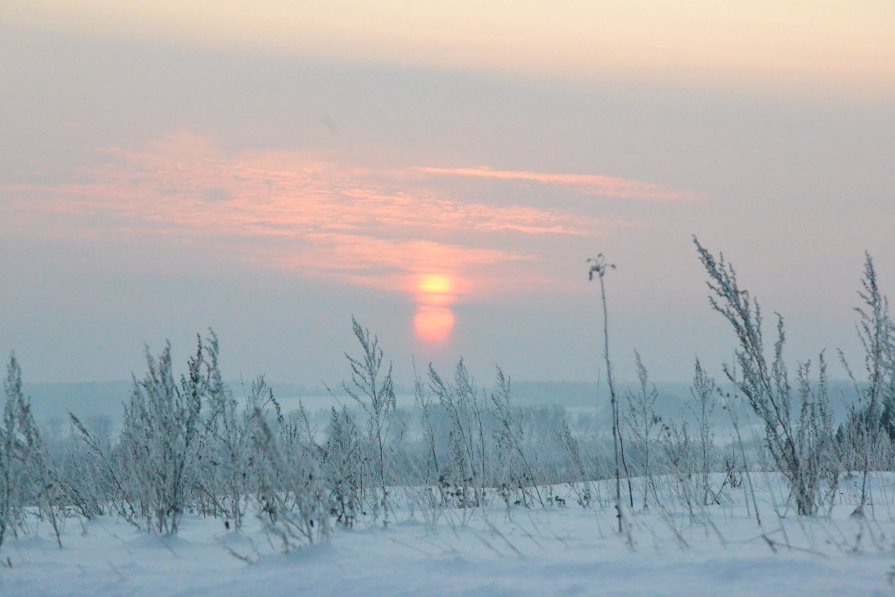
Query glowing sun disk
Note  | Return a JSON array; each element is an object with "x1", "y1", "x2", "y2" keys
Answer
[{"x1": 417, "y1": 274, "x2": 452, "y2": 295}]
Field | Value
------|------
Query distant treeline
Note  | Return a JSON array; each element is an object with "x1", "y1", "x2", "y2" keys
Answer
[{"x1": 24, "y1": 378, "x2": 863, "y2": 427}]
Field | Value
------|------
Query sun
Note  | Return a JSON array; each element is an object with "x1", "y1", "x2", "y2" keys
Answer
[
  {"x1": 415, "y1": 273, "x2": 455, "y2": 306},
  {"x1": 417, "y1": 274, "x2": 452, "y2": 295},
  {"x1": 413, "y1": 273, "x2": 458, "y2": 343},
  {"x1": 414, "y1": 305, "x2": 456, "y2": 343}
]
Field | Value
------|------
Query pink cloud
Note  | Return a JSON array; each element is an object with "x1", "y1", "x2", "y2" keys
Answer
[
  {"x1": 414, "y1": 166, "x2": 696, "y2": 202},
  {"x1": 4, "y1": 134, "x2": 681, "y2": 302}
]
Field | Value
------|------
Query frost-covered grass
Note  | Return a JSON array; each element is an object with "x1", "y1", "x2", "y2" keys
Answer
[
  {"x1": 3, "y1": 244, "x2": 893, "y2": 595},
  {"x1": 3, "y1": 475, "x2": 895, "y2": 596}
]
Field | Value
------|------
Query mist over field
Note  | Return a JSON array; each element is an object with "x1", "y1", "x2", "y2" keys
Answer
[{"x1": 23, "y1": 378, "x2": 867, "y2": 431}]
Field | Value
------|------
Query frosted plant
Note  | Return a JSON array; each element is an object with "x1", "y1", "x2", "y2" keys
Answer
[
  {"x1": 1, "y1": 355, "x2": 63, "y2": 548},
  {"x1": 344, "y1": 317, "x2": 396, "y2": 526},
  {"x1": 694, "y1": 237, "x2": 836, "y2": 515},
  {"x1": 557, "y1": 418, "x2": 595, "y2": 508},
  {"x1": 118, "y1": 340, "x2": 203, "y2": 533},
  {"x1": 199, "y1": 331, "x2": 252, "y2": 529},
  {"x1": 250, "y1": 404, "x2": 329, "y2": 551},
  {"x1": 69, "y1": 411, "x2": 138, "y2": 522},
  {"x1": 624, "y1": 351, "x2": 661, "y2": 510},
  {"x1": 588, "y1": 254, "x2": 632, "y2": 532},
  {"x1": 882, "y1": 303, "x2": 895, "y2": 440},
  {"x1": 659, "y1": 419, "x2": 697, "y2": 521},
  {"x1": 428, "y1": 360, "x2": 487, "y2": 509},
  {"x1": 324, "y1": 406, "x2": 363, "y2": 527},
  {"x1": 490, "y1": 367, "x2": 542, "y2": 508},
  {"x1": 839, "y1": 253, "x2": 891, "y2": 516},
  {"x1": 414, "y1": 365, "x2": 440, "y2": 489},
  {"x1": 689, "y1": 359, "x2": 719, "y2": 506},
  {"x1": 58, "y1": 415, "x2": 109, "y2": 520},
  {"x1": 1, "y1": 356, "x2": 29, "y2": 549}
]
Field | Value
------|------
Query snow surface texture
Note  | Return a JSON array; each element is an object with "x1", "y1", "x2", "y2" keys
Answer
[{"x1": 2, "y1": 475, "x2": 894, "y2": 596}]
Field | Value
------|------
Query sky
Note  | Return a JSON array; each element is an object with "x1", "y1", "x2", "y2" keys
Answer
[{"x1": 2, "y1": 2, "x2": 894, "y2": 386}]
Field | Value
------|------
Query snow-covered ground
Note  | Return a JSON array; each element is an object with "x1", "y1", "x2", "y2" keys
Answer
[{"x1": 3, "y1": 476, "x2": 894, "y2": 596}]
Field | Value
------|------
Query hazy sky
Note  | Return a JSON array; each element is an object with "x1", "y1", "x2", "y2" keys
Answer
[{"x1": 2, "y1": 2, "x2": 894, "y2": 386}]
